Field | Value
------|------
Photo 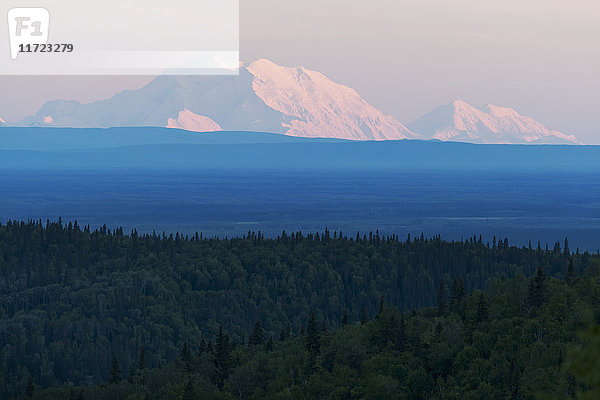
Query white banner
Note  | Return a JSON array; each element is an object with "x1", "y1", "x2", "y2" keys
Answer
[{"x1": 1, "y1": 0, "x2": 239, "y2": 75}]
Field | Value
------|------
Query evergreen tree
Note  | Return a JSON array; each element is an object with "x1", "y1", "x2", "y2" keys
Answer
[
  {"x1": 377, "y1": 295, "x2": 385, "y2": 317},
  {"x1": 198, "y1": 339, "x2": 206, "y2": 355},
  {"x1": 128, "y1": 366, "x2": 135, "y2": 383},
  {"x1": 454, "y1": 278, "x2": 466, "y2": 315},
  {"x1": 451, "y1": 278, "x2": 459, "y2": 306},
  {"x1": 476, "y1": 293, "x2": 488, "y2": 323},
  {"x1": 341, "y1": 309, "x2": 349, "y2": 327},
  {"x1": 181, "y1": 342, "x2": 192, "y2": 361},
  {"x1": 109, "y1": 357, "x2": 122, "y2": 384},
  {"x1": 437, "y1": 280, "x2": 447, "y2": 316},
  {"x1": 249, "y1": 321, "x2": 265, "y2": 346},
  {"x1": 181, "y1": 342, "x2": 193, "y2": 373},
  {"x1": 306, "y1": 312, "x2": 321, "y2": 356},
  {"x1": 528, "y1": 266, "x2": 548, "y2": 309},
  {"x1": 182, "y1": 378, "x2": 195, "y2": 400},
  {"x1": 266, "y1": 335, "x2": 274, "y2": 352},
  {"x1": 510, "y1": 360, "x2": 523, "y2": 400},
  {"x1": 138, "y1": 347, "x2": 146, "y2": 370},
  {"x1": 360, "y1": 308, "x2": 368, "y2": 325},
  {"x1": 564, "y1": 237, "x2": 570, "y2": 257},
  {"x1": 213, "y1": 325, "x2": 231, "y2": 391},
  {"x1": 458, "y1": 278, "x2": 466, "y2": 300},
  {"x1": 26, "y1": 376, "x2": 34, "y2": 398},
  {"x1": 397, "y1": 315, "x2": 406, "y2": 352},
  {"x1": 566, "y1": 258, "x2": 575, "y2": 286},
  {"x1": 553, "y1": 241, "x2": 562, "y2": 256}
]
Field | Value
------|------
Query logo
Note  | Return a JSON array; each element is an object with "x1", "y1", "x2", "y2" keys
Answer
[{"x1": 7, "y1": 8, "x2": 50, "y2": 60}]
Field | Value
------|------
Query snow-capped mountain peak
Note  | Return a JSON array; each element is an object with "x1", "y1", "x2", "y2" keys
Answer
[
  {"x1": 16, "y1": 64, "x2": 580, "y2": 144},
  {"x1": 19, "y1": 59, "x2": 417, "y2": 141},
  {"x1": 246, "y1": 59, "x2": 414, "y2": 140},
  {"x1": 408, "y1": 99, "x2": 580, "y2": 144},
  {"x1": 166, "y1": 110, "x2": 222, "y2": 132}
]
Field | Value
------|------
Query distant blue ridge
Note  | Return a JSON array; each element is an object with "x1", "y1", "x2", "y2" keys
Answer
[{"x1": 0, "y1": 127, "x2": 597, "y2": 171}]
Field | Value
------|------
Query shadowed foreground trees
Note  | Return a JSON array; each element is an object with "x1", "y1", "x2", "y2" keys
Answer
[
  {"x1": 0, "y1": 219, "x2": 596, "y2": 398},
  {"x1": 29, "y1": 256, "x2": 600, "y2": 399}
]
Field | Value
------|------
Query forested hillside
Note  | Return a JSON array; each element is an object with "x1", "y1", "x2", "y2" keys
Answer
[
  {"x1": 0, "y1": 220, "x2": 594, "y2": 398},
  {"x1": 30, "y1": 259, "x2": 600, "y2": 399}
]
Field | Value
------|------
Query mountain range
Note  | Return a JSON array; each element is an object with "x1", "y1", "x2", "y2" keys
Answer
[
  {"x1": 10, "y1": 59, "x2": 580, "y2": 144},
  {"x1": 408, "y1": 99, "x2": 579, "y2": 144}
]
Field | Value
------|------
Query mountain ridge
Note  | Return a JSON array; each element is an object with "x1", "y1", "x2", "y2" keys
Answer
[
  {"x1": 408, "y1": 99, "x2": 579, "y2": 144},
  {"x1": 19, "y1": 59, "x2": 417, "y2": 141},
  {"x1": 15, "y1": 59, "x2": 580, "y2": 144},
  {"x1": 0, "y1": 128, "x2": 597, "y2": 172}
]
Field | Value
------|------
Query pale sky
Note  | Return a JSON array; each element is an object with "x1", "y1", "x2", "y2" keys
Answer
[{"x1": 1, "y1": 0, "x2": 599, "y2": 143}]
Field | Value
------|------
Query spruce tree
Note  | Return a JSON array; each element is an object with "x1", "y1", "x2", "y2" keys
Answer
[
  {"x1": 128, "y1": 366, "x2": 135, "y2": 384},
  {"x1": 476, "y1": 293, "x2": 488, "y2": 323},
  {"x1": 566, "y1": 258, "x2": 575, "y2": 286},
  {"x1": 138, "y1": 347, "x2": 146, "y2": 370},
  {"x1": 528, "y1": 266, "x2": 548, "y2": 309},
  {"x1": 360, "y1": 308, "x2": 368, "y2": 325},
  {"x1": 341, "y1": 309, "x2": 349, "y2": 327},
  {"x1": 458, "y1": 278, "x2": 466, "y2": 301},
  {"x1": 181, "y1": 342, "x2": 193, "y2": 373},
  {"x1": 437, "y1": 280, "x2": 447, "y2": 316},
  {"x1": 198, "y1": 339, "x2": 206, "y2": 355},
  {"x1": 182, "y1": 378, "x2": 195, "y2": 400},
  {"x1": 377, "y1": 295, "x2": 385, "y2": 317},
  {"x1": 181, "y1": 342, "x2": 192, "y2": 362},
  {"x1": 26, "y1": 376, "x2": 34, "y2": 398},
  {"x1": 266, "y1": 335, "x2": 274, "y2": 352},
  {"x1": 398, "y1": 315, "x2": 406, "y2": 352},
  {"x1": 451, "y1": 278, "x2": 459, "y2": 306},
  {"x1": 109, "y1": 357, "x2": 122, "y2": 384},
  {"x1": 306, "y1": 312, "x2": 321, "y2": 356},
  {"x1": 213, "y1": 325, "x2": 231, "y2": 391},
  {"x1": 249, "y1": 321, "x2": 265, "y2": 346}
]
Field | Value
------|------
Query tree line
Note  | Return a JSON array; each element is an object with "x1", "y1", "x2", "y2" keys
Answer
[
  {"x1": 0, "y1": 219, "x2": 595, "y2": 398},
  {"x1": 28, "y1": 257, "x2": 600, "y2": 399}
]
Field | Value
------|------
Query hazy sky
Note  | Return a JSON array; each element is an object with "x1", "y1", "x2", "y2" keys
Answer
[{"x1": 1, "y1": 0, "x2": 599, "y2": 142}]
